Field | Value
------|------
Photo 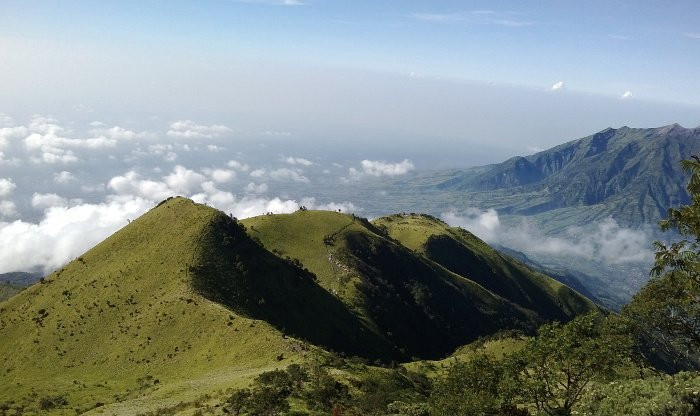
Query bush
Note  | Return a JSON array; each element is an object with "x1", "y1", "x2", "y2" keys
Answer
[{"x1": 39, "y1": 395, "x2": 68, "y2": 410}]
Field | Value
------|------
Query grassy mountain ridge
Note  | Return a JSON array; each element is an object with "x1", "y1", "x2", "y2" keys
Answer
[
  {"x1": 242, "y1": 210, "x2": 597, "y2": 359},
  {"x1": 373, "y1": 214, "x2": 598, "y2": 320},
  {"x1": 0, "y1": 198, "x2": 304, "y2": 414},
  {"x1": 0, "y1": 197, "x2": 598, "y2": 413}
]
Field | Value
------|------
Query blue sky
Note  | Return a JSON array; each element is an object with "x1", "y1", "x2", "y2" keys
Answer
[
  {"x1": 0, "y1": 1, "x2": 698, "y2": 273},
  {"x1": 2, "y1": 0, "x2": 700, "y2": 105},
  {"x1": 0, "y1": 0, "x2": 699, "y2": 162}
]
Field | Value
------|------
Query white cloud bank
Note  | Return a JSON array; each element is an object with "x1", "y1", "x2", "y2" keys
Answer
[
  {"x1": 347, "y1": 159, "x2": 415, "y2": 180},
  {"x1": 551, "y1": 81, "x2": 565, "y2": 91},
  {"x1": 442, "y1": 208, "x2": 653, "y2": 264},
  {"x1": 0, "y1": 178, "x2": 16, "y2": 197},
  {"x1": 0, "y1": 163, "x2": 358, "y2": 274},
  {"x1": 166, "y1": 120, "x2": 232, "y2": 139},
  {"x1": 0, "y1": 198, "x2": 153, "y2": 274}
]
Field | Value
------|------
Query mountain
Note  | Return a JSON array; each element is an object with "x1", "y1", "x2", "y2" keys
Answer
[
  {"x1": 372, "y1": 214, "x2": 597, "y2": 318},
  {"x1": 0, "y1": 197, "x2": 596, "y2": 414},
  {"x1": 434, "y1": 124, "x2": 700, "y2": 230},
  {"x1": 0, "y1": 197, "x2": 305, "y2": 415},
  {"x1": 242, "y1": 210, "x2": 596, "y2": 359}
]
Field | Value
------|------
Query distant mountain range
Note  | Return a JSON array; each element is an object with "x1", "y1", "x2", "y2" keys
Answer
[
  {"x1": 332, "y1": 124, "x2": 698, "y2": 309},
  {"x1": 433, "y1": 124, "x2": 700, "y2": 230}
]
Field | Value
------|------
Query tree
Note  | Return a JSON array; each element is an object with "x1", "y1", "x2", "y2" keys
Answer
[
  {"x1": 303, "y1": 363, "x2": 350, "y2": 412},
  {"x1": 429, "y1": 354, "x2": 523, "y2": 416},
  {"x1": 510, "y1": 313, "x2": 631, "y2": 416},
  {"x1": 623, "y1": 157, "x2": 700, "y2": 370}
]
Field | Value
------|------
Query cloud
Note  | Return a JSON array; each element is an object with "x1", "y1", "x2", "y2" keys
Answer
[
  {"x1": 245, "y1": 182, "x2": 269, "y2": 193},
  {"x1": 31, "y1": 193, "x2": 69, "y2": 209},
  {"x1": 0, "y1": 201, "x2": 18, "y2": 217},
  {"x1": 269, "y1": 168, "x2": 310, "y2": 182},
  {"x1": 0, "y1": 126, "x2": 29, "y2": 149},
  {"x1": 285, "y1": 156, "x2": 313, "y2": 166},
  {"x1": 207, "y1": 168, "x2": 236, "y2": 183},
  {"x1": 250, "y1": 168, "x2": 266, "y2": 178},
  {"x1": 684, "y1": 33, "x2": 700, "y2": 39},
  {"x1": 166, "y1": 120, "x2": 232, "y2": 139},
  {"x1": 0, "y1": 113, "x2": 14, "y2": 127},
  {"x1": 89, "y1": 125, "x2": 145, "y2": 140},
  {"x1": 164, "y1": 165, "x2": 206, "y2": 194},
  {"x1": 348, "y1": 159, "x2": 415, "y2": 179},
  {"x1": 227, "y1": 160, "x2": 250, "y2": 171},
  {"x1": 442, "y1": 209, "x2": 653, "y2": 264},
  {"x1": 300, "y1": 197, "x2": 358, "y2": 213},
  {"x1": 54, "y1": 171, "x2": 75, "y2": 184},
  {"x1": 0, "y1": 198, "x2": 153, "y2": 274},
  {"x1": 4, "y1": 116, "x2": 130, "y2": 164},
  {"x1": 442, "y1": 209, "x2": 501, "y2": 241},
  {"x1": 108, "y1": 171, "x2": 174, "y2": 201},
  {"x1": 0, "y1": 178, "x2": 16, "y2": 197},
  {"x1": 259, "y1": 131, "x2": 292, "y2": 137},
  {"x1": 411, "y1": 11, "x2": 533, "y2": 26},
  {"x1": 621, "y1": 91, "x2": 633, "y2": 100},
  {"x1": 551, "y1": 81, "x2": 565, "y2": 91}
]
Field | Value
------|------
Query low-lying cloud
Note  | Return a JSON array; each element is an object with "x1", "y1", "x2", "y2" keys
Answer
[
  {"x1": 166, "y1": 120, "x2": 232, "y2": 139},
  {"x1": 442, "y1": 208, "x2": 654, "y2": 264},
  {"x1": 347, "y1": 159, "x2": 415, "y2": 180}
]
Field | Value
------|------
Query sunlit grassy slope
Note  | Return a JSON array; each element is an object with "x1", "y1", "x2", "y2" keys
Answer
[
  {"x1": 373, "y1": 214, "x2": 598, "y2": 321},
  {"x1": 0, "y1": 198, "x2": 305, "y2": 415}
]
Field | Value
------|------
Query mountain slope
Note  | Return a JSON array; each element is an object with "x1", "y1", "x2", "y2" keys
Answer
[
  {"x1": 242, "y1": 210, "x2": 597, "y2": 358},
  {"x1": 373, "y1": 214, "x2": 598, "y2": 320},
  {"x1": 435, "y1": 125, "x2": 700, "y2": 227},
  {"x1": 0, "y1": 198, "x2": 308, "y2": 414},
  {"x1": 0, "y1": 198, "x2": 598, "y2": 413}
]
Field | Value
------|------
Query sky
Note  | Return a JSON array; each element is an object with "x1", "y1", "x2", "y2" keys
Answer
[{"x1": 0, "y1": 0, "x2": 698, "y2": 274}]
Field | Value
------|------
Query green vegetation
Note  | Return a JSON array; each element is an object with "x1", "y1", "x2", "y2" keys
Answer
[
  {"x1": 622, "y1": 157, "x2": 700, "y2": 370},
  {"x1": 373, "y1": 214, "x2": 598, "y2": 321},
  {"x1": 243, "y1": 210, "x2": 596, "y2": 360},
  {"x1": 0, "y1": 197, "x2": 304, "y2": 415}
]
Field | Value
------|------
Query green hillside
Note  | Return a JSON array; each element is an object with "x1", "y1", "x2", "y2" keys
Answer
[
  {"x1": 242, "y1": 210, "x2": 597, "y2": 359},
  {"x1": 373, "y1": 214, "x2": 598, "y2": 321},
  {"x1": 0, "y1": 198, "x2": 305, "y2": 415},
  {"x1": 0, "y1": 198, "x2": 598, "y2": 414}
]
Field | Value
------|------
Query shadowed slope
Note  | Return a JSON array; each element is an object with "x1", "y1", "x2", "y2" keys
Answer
[
  {"x1": 189, "y1": 211, "x2": 397, "y2": 360},
  {"x1": 373, "y1": 214, "x2": 599, "y2": 321}
]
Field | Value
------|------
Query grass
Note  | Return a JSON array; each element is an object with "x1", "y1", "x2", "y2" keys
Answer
[
  {"x1": 0, "y1": 198, "x2": 304, "y2": 414},
  {"x1": 243, "y1": 210, "x2": 597, "y2": 360},
  {"x1": 374, "y1": 213, "x2": 599, "y2": 321}
]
